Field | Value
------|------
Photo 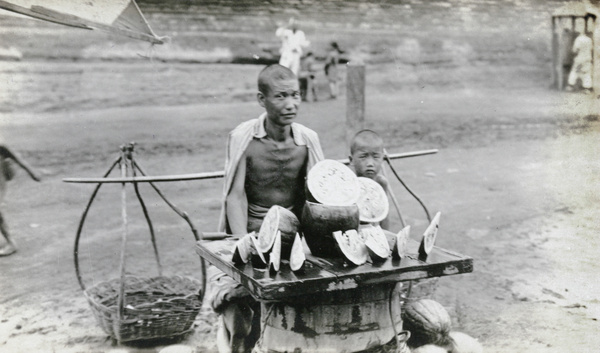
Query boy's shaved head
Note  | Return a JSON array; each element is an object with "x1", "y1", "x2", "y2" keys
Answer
[
  {"x1": 350, "y1": 129, "x2": 384, "y2": 154},
  {"x1": 258, "y1": 64, "x2": 297, "y2": 95}
]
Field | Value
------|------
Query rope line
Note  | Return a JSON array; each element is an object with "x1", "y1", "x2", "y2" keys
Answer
[{"x1": 384, "y1": 153, "x2": 432, "y2": 223}]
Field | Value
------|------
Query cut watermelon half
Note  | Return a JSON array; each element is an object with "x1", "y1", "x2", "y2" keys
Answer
[
  {"x1": 356, "y1": 177, "x2": 389, "y2": 223},
  {"x1": 301, "y1": 201, "x2": 360, "y2": 257},
  {"x1": 419, "y1": 212, "x2": 441, "y2": 261},
  {"x1": 306, "y1": 159, "x2": 360, "y2": 206},
  {"x1": 257, "y1": 205, "x2": 299, "y2": 254}
]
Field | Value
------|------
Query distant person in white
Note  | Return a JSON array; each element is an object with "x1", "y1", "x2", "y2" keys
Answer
[
  {"x1": 276, "y1": 18, "x2": 310, "y2": 76},
  {"x1": 567, "y1": 29, "x2": 593, "y2": 92}
]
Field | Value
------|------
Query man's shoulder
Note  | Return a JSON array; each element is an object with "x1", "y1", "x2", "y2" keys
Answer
[
  {"x1": 229, "y1": 119, "x2": 259, "y2": 137},
  {"x1": 292, "y1": 122, "x2": 318, "y2": 137},
  {"x1": 292, "y1": 123, "x2": 321, "y2": 146}
]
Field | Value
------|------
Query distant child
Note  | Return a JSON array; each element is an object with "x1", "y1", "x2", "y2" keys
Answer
[
  {"x1": 325, "y1": 41, "x2": 343, "y2": 99},
  {"x1": 298, "y1": 51, "x2": 318, "y2": 102},
  {"x1": 348, "y1": 129, "x2": 390, "y2": 230},
  {"x1": 0, "y1": 144, "x2": 41, "y2": 256},
  {"x1": 567, "y1": 28, "x2": 593, "y2": 93}
]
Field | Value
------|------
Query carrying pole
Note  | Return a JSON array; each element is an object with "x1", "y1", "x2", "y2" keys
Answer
[{"x1": 62, "y1": 149, "x2": 439, "y2": 184}]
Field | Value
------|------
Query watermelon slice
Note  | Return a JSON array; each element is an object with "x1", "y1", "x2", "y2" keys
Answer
[
  {"x1": 231, "y1": 234, "x2": 252, "y2": 265},
  {"x1": 249, "y1": 233, "x2": 266, "y2": 265},
  {"x1": 257, "y1": 205, "x2": 300, "y2": 255},
  {"x1": 333, "y1": 229, "x2": 368, "y2": 266},
  {"x1": 393, "y1": 225, "x2": 411, "y2": 260},
  {"x1": 360, "y1": 224, "x2": 391, "y2": 262},
  {"x1": 356, "y1": 177, "x2": 389, "y2": 223},
  {"x1": 419, "y1": 212, "x2": 441, "y2": 261},
  {"x1": 232, "y1": 232, "x2": 266, "y2": 267},
  {"x1": 269, "y1": 230, "x2": 282, "y2": 273},
  {"x1": 306, "y1": 159, "x2": 360, "y2": 206},
  {"x1": 289, "y1": 233, "x2": 306, "y2": 272}
]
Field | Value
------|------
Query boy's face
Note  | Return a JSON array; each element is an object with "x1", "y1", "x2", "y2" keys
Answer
[
  {"x1": 258, "y1": 78, "x2": 301, "y2": 127},
  {"x1": 351, "y1": 142, "x2": 384, "y2": 178}
]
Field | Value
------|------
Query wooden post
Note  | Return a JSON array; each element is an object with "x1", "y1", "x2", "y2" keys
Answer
[
  {"x1": 552, "y1": 16, "x2": 559, "y2": 89},
  {"x1": 346, "y1": 60, "x2": 366, "y2": 147},
  {"x1": 557, "y1": 17, "x2": 566, "y2": 90},
  {"x1": 593, "y1": 17, "x2": 600, "y2": 94}
]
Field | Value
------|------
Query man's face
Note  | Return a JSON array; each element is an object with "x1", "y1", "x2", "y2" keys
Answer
[
  {"x1": 351, "y1": 142, "x2": 384, "y2": 179},
  {"x1": 258, "y1": 78, "x2": 301, "y2": 127}
]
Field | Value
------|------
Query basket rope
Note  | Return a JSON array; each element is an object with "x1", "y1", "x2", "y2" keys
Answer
[{"x1": 132, "y1": 162, "x2": 162, "y2": 276}]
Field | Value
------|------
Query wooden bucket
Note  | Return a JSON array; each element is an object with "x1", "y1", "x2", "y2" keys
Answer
[{"x1": 255, "y1": 283, "x2": 403, "y2": 353}]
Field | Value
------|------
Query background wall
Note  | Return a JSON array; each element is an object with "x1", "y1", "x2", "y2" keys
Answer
[{"x1": 0, "y1": 0, "x2": 577, "y2": 65}]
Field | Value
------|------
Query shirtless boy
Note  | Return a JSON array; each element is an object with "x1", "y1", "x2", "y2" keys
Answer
[
  {"x1": 0, "y1": 144, "x2": 41, "y2": 256},
  {"x1": 349, "y1": 129, "x2": 390, "y2": 230},
  {"x1": 211, "y1": 64, "x2": 324, "y2": 353}
]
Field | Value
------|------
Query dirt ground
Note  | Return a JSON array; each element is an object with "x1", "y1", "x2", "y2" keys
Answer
[{"x1": 0, "y1": 57, "x2": 599, "y2": 353}]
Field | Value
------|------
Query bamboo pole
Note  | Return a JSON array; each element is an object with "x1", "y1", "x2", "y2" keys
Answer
[{"x1": 63, "y1": 149, "x2": 438, "y2": 184}]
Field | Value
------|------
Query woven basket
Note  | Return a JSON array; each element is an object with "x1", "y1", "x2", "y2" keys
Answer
[{"x1": 84, "y1": 275, "x2": 202, "y2": 342}]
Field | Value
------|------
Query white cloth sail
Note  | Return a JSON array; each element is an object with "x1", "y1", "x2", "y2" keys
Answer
[{"x1": 0, "y1": 0, "x2": 163, "y2": 44}]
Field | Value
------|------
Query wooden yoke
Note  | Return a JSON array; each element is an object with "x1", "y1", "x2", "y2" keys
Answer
[{"x1": 62, "y1": 150, "x2": 438, "y2": 184}]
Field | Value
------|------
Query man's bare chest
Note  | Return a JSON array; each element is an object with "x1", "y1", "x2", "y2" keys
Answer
[{"x1": 245, "y1": 139, "x2": 308, "y2": 185}]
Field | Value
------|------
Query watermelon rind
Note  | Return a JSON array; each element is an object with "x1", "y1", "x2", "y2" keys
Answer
[
  {"x1": 356, "y1": 177, "x2": 389, "y2": 223},
  {"x1": 306, "y1": 159, "x2": 360, "y2": 206}
]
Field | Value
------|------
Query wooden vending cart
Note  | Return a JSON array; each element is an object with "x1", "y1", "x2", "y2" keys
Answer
[{"x1": 196, "y1": 235, "x2": 473, "y2": 353}]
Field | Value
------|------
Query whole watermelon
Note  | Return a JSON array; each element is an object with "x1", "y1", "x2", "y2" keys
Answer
[
  {"x1": 448, "y1": 331, "x2": 483, "y2": 353},
  {"x1": 412, "y1": 345, "x2": 448, "y2": 353},
  {"x1": 403, "y1": 299, "x2": 452, "y2": 347}
]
